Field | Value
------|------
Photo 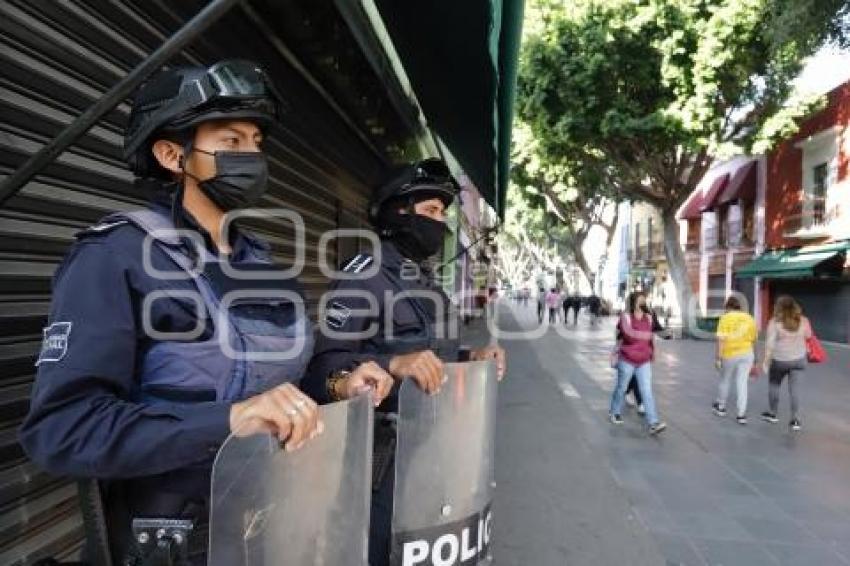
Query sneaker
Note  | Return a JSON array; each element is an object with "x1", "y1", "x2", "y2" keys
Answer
[
  {"x1": 790, "y1": 419, "x2": 801, "y2": 431},
  {"x1": 712, "y1": 402, "x2": 727, "y2": 417},
  {"x1": 637, "y1": 404, "x2": 646, "y2": 415},
  {"x1": 610, "y1": 414, "x2": 624, "y2": 425},
  {"x1": 760, "y1": 411, "x2": 778, "y2": 423},
  {"x1": 736, "y1": 415, "x2": 748, "y2": 425},
  {"x1": 649, "y1": 421, "x2": 667, "y2": 435}
]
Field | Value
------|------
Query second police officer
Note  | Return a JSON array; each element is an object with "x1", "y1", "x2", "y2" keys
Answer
[
  {"x1": 19, "y1": 60, "x2": 393, "y2": 565},
  {"x1": 303, "y1": 159, "x2": 507, "y2": 566}
]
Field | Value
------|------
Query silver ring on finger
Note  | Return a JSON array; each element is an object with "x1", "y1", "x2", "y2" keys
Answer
[
  {"x1": 294, "y1": 398, "x2": 307, "y2": 409},
  {"x1": 285, "y1": 407, "x2": 298, "y2": 418}
]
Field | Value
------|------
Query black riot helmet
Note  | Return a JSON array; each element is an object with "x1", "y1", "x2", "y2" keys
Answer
[
  {"x1": 368, "y1": 158, "x2": 460, "y2": 228},
  {"x1": 124, "y1": 59, "x2": 283, "y2": 178}
]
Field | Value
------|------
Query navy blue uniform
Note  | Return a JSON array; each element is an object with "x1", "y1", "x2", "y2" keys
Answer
[
  {"x1": 303, "y1": 239, "x2": 460, "y2": 566},
  {"x1": 304, "y1": 239, "x2": 460, "y2": 410},
  {"x1": 19, "y1": 197, "x2": 311, "y2": 562}
]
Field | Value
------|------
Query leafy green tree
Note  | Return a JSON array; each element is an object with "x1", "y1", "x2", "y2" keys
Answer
[
  {"x1": 510, "y1": 122, "x2": 620, "y2": 288},
  {"x1": 517, "y1": 0, "x2": 848, "y2": 325},
  {"x1": 496, "y1": 182, "x2": 568, "y2": 289}
]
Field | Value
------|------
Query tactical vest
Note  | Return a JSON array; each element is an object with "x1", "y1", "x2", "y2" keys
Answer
[{"x1": 95, "y1": 209, "x2": 314, "y2": 403}]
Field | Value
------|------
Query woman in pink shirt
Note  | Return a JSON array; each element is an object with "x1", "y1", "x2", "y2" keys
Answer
[
  {"x1": 609, "y1": 291, "x2": 667, "y2": 434},
  {"x1": 545, "y1": 288, "x2": 561, "y2": 323}
]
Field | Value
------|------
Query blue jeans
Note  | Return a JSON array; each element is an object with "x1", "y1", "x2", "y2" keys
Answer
[{"x1": 610, "y1": 360, "x2": 659, "y2": 425}]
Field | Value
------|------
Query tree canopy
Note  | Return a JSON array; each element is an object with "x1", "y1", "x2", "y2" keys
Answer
[
  {"x1": 518, "y1": 0, "x2": 849, "y2": 212},
  {"x1": 515, "y1": 0, "x2": 849, "y2": 320}
]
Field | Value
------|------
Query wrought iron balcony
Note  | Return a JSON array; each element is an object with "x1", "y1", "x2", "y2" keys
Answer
[{"x1": 784, "y1": 196, "x2": 836, "y2": 239}]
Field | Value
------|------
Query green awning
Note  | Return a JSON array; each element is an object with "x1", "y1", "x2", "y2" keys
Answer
[
  {"x1": 374, "y1": 0, "x2": 524, "y2": 218},
  {"x1": 736, "y1": 241, "x2": 849, "y2": 279}
]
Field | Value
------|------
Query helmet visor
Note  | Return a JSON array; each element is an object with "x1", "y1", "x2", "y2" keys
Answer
[
  {"x1": 124, "y1": 60, "x2": 283, "y2": 158},
  {"x1": 205, "y1": 59, "x2": 274, "y2": 99},
  {"x1": 410, "y1": 158, "x2": 452, "y2": 185},
  {"x1": 397, "y1": 158, "x2": 457, "y2": 199}
]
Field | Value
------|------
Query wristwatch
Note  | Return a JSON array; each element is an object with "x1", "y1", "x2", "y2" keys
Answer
[{"x1": 326, "y1": 369, "x2": 352, "y2": 402}]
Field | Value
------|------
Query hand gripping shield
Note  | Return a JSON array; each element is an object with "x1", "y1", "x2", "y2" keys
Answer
[{"x1": 208, "y1": 395, "x2": 373, "y2": 565}]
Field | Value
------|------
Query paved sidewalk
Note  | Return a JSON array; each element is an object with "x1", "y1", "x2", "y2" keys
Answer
[
  {"x1": 462, "y1": 308, "x2": 667, "y2": 565},
  {"x1": 470, "y1": 302, "x2": 850, "y2": 566}
]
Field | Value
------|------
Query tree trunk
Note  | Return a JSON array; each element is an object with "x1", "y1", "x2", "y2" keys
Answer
[
  {"x1": 661, "y1": 207, "x2": 696, "y2": 337},
  {"x1": 569, "y1": 241, "x2": 594, "y2": 291}
]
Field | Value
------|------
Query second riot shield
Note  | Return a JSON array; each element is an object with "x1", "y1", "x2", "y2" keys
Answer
[
  {"x1": 391, "y1": 361, "x2": 498, "y2": 566},
  {"x1": 208, "y1": 394, "x2": 373, "y2": 566}
]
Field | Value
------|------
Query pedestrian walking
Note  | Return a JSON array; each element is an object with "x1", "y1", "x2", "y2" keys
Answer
[
  {"x1": 609, "y1": 292, "x2": 667, "y2": 434},
  {"x1": 624, "y1": 303, "x2": 668, "y2": 414},
  {"x1": 545, "y1": 287, "x2": 561, "y2": 323},
  {"x1": 712, "y1": 296, "x2": 758, "y2": 425},
  {"x1": 587, "y1": 293, "x2": 602, "y2": 326},
  {"x1": 537, "y1": 287, "x2": 546, "y2": 323},
  {"x1": 567, "y1": 293, "x2": 581, "y2": 325},
  {"x1": 760, "y1": 295, "x2": 812, "y2": 431}
]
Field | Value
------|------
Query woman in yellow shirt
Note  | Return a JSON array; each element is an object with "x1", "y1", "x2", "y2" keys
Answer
[{"x1": 712, "y1": 296, "x2": 758, "y2": 424}]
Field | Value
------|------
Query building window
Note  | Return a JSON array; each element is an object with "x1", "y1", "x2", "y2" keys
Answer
[
  {"x1": 635, "y1": 223, "x2": 641, "y2": 260},
  {"x1": 647, "y1": 217, "x2": 653, "y2": 258},
  {"x1": 687, "y1": 219, "x2": 701, "y2": 250},
  {"x1": 718, "y1": 206, "x2": 728, "y2": 248},
  {"x1": 742, "y1": 201, "x2": 755, "y2": 245},
  {"x1": 810, "y1": 162, "x2": 828, "y2": 226},
  {"x1": 702, "y1": 211, "x2": 718, "y2": 251},
  {"x1": 793, "y1": 126, "x2": 840, "y2": 235}
]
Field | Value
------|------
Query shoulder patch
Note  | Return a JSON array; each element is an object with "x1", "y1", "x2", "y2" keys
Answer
[
  {"x1": 325, "y1": 302, "x2": 352, "y2": 329},
  {"x1": 341, "y1": 254, "x2": 374, "y2": 274},
  {"x1": 35, "y1": 322, "x2": 72, "y2": 366},
  {"x1": 75, "y1": 220, "x2": 130, "y2": 239}
]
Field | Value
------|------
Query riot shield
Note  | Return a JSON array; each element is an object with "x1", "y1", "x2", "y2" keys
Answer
[
  {"x1": 208, "y1": 394, "x2": 373, "y2": 566},
  {"x1": 391, "y1": 361, "x2": 498, "y2": 566}
]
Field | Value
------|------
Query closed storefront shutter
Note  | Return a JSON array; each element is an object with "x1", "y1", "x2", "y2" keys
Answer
[
  {"x1": 0, "y1": 1, "x2": 412, "y2": 562},
  {"x1": 732, "y1": 277, "x2": 756, "y2": 315},
  {"x1": 771, "y1": 280, "x2": 850, "y2": 344}
]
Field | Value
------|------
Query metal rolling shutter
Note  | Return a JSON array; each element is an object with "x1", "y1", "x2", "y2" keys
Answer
[
  {"x1": 772, "y1": 280, "x2": 850, "y2": 343},
  {"x1": 0, "y1": 1, "x2": 405, "y2": 562},
  {"x1": 732, "y1": 277, "x2": 756, "y2": 315}
]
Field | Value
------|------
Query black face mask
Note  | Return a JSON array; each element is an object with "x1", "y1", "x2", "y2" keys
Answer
[
  {"x1": 391, "y1": 214, "x2": 448, "y2": 262},
  {"x1": 188, "y1": 149, "x2": 268, "y2": 211}
]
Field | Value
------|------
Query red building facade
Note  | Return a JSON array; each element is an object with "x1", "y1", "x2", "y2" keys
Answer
[{"x1": 678, "y1": 81, "x2": 850, "y2": 342}]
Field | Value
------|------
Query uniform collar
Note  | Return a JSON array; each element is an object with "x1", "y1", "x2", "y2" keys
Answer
[
  {"x1": 146, "y1": 201, "x2": 269, "y2": 263},
  {"x1": 381, "y1": 239, "x2": 423, "y2": 270},
  {"x1": 381, "y1": 239, "x2": 434, "y2": 283}
]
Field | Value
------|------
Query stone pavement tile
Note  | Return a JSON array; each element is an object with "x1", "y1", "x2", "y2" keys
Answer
[
  {"x1": 654, "y1": 486, "x2": 724, "y2": 514},
  {"x1": 691, "y1": 538, "x2": 779, "y2": 566},
  {"x1": 624, "y1": 485, "x2": 665, "y2": 509},
  {"x1": 652, "y1": 533, "x2": 708, "y2": 566},
  {"x1": 763, "y1": 543, "x2": 850, "y2": 566},
  {"x1": 633, "y1": 504, "x2": 678, "y2": 534},
  {"x1": 663, "y1": 511, "x2": 753, "y2": 541},
  {"x1": 802, "y1": 519, "x2": 850, "y2": 546},
  {"x1": 735, "y1": 516, "x2": 818, "y2": 544},
  {"x1": 721, "y1": 456, "x2": 788, "y2": 483},
  {"x1": 712, "y1": 494, "x2": 790, "y2": 521},
  {"x1": 765, "y1": 493, "x2": 850, "y2": 523},
  {"x1": 836, "y1": 541, "x2": 850, "y2": 562}
]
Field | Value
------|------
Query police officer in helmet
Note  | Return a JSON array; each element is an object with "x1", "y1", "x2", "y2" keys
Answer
[
  {"x1": 19, "y1": 59, "x2": 392, "y2": 564},
  {"x1": 303, "y1": 158, "x2": 506, "y2": 566}
]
